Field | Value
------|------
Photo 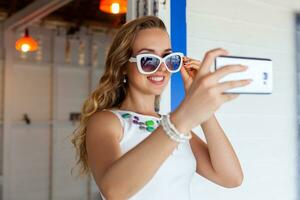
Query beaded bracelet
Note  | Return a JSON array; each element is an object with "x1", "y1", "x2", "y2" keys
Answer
[
  {"x1": 161, "y1": 114, "x2": 191, "y2": 142},
  {"x1": 162, "y1": 115, "x2": 188, "y2": 142},
  {"x1": 161, "y1": 117, "x2": 183, "y2": 142},
  {"x1": 165, "y1": 114, "x2": 192, "y2": 140},
  {"x1": 161, "y1": 114, "x2": 192, "y2": 143}
]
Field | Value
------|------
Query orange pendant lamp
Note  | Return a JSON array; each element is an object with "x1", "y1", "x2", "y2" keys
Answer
[
  {"x1": 99, "y1": 0, "x2": 127, "y2": 14},
  {"x1": 15, "y1": 28, "x2": 38, "y2": 53}
]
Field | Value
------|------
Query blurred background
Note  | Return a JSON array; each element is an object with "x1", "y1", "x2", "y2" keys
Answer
[{"x1": 0, "y1": 0, "x2": 299, "y2": 200}]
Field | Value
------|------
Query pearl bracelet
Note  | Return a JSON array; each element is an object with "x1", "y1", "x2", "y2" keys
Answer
[
  {"x1": 165, "y1": 114, "x2": 192, "y2": 140},
  {"x1": 161, "y1": 114, "x2": 191, "y2": 143},
  {"x1": 161, "y1": 114, "x2": 191, "y2": 142}
]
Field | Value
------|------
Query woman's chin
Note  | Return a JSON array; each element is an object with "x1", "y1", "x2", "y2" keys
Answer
[{"x1": 151, "y1": 87, "x2": 165, "y2": 95}]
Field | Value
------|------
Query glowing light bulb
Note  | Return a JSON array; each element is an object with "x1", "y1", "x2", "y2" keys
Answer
[
  {"x1": 99, "y1": 0, "x2": 126, "y2": 14},
  {"x1": 21, "y1": 44, "x2": 30, "y2": 52},
  {"x1": 16, "y1": 28, "x2": 38, "y2": 52},
  {"x1": 111, "y1": 3, "x2": 120, "y2": 14}
]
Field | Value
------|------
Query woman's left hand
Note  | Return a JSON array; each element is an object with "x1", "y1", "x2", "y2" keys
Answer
[{"x1": 180, "y1": 56, "x2": 202, "y2": 93}]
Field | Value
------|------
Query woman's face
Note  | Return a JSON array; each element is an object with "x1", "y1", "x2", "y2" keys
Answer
[{"x1": 126, "y1": 28, "x2": 172, "y2": 95}]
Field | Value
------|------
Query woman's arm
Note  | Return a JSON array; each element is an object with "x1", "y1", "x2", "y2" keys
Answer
[
  {"x1": 190, "y1": 114, "x2": 244, "y2": 188},
  {"x1": 86, "y1": 109, "x2": 186, "y2": 200}
]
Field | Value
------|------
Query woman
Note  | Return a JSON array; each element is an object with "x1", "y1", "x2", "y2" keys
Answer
[{"x1": 71, "y1": 16, "x2": 251, "y2": 200}]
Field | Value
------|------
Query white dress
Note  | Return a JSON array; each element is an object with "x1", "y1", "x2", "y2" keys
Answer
[{"x1": 99, "y1": 108, "x2": 197, "y2": 200}]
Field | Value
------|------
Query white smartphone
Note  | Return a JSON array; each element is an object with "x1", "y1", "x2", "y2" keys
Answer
[{"x1": 214, "y1": 56, "x2": 273, "y2": 94}]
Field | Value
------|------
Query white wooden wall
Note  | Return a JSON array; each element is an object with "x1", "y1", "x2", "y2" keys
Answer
[
  {"x1": 0, "y1": 23, "x2": 113, "y2": 200},
  {"x1": 186, "y1": 0, "x2": 300, "y2": 199}
]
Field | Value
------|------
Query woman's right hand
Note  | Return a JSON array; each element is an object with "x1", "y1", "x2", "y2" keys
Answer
[{"x1": 171, "y1": 48, "x2": 252, "y2": 133}]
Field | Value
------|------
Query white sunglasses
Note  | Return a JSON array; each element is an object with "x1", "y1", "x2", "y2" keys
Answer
[{"x1": 129, "y1": 52, "x2": 184, "y2": 75}]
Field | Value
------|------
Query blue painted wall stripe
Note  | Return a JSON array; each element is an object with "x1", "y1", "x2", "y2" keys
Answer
[{"x1": 170, "y1": 0, "x2": 186, "y2": 112}]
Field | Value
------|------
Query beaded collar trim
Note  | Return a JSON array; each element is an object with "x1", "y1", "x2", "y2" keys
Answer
[{"x1": 120, "y1": 112, "x2": 161, "y2": 132}]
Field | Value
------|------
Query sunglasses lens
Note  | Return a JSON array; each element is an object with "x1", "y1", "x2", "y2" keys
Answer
[
  {"x1": 140, "y1": 56, "x2": 160, "y2": 73},
  {"x1": 165, "y1": 54, "x2": 182, "y2": 71}
]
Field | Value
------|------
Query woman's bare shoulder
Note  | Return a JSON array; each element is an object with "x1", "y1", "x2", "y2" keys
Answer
[{"x1": 86, "y1": 109, "x2": 123, "y2": 141}]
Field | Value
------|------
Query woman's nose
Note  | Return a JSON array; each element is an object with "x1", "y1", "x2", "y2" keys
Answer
[{"x1": 157, "y1": 62, "x2": 167, "y2": 72}]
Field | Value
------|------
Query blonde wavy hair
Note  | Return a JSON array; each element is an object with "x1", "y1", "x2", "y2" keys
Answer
[{"x1": 71, "y1": 16, "x2": 167, "y2": 178}]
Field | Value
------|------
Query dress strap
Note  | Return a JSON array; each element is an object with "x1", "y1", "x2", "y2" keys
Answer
[{"x1": 102, "y1": 108, "x2": 124, "y2": 128}]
